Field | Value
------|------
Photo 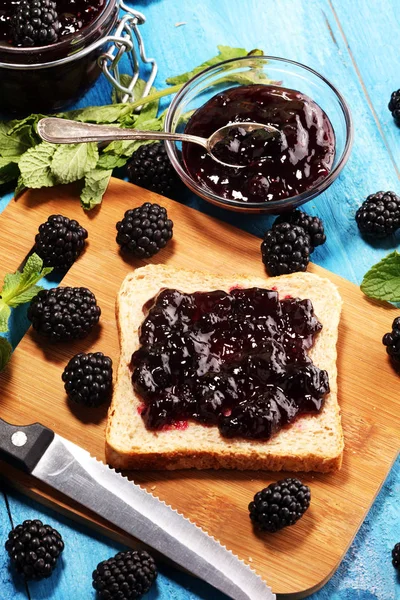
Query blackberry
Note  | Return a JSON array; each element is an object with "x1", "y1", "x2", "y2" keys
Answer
[
  {"x1": 62, "y1": 352, "x2": 113, "y2": 407},
  {"x1": 116, "y1": 203, "x2": 173, "y2": 258},
  {"x1": 11, "y1": 0, "x2": 60, "y2": 48},
  {"x1": 355, "y1": 191, "x2": 400, "y2": 238},
  {"x1": 389, "y1": 90, "x2": 400, "y2": 127},
  {"x1": 34, "y1": 214, "x2": 88, "y2": 270},
  {"x1": 27, "y1": 287, "x2": 101, "y2": 342},
  {"x1": 261, "y1": 222, "x2": 312, "y2": 276},
  {"x1": 92, "y1": 550, "x2": 157, "y2": 600},
  {"x1": 382, "y1": 316, "x2": 400, "y2": 363},
  {"x1": 249, "y1": 477, "x2": 311, "y2": 533},
  {"x1": 392, "y1": 542, "x2": 400, "y2": 570},
  {"x1": 273, "y1": 210, "x2": 326, "y2": 249},
  {"x1": 5, "y1": 519, "x2": 64, "y2": 580},
  {"x1": 127, "y1": 142, "x2": 182, "y2": 197}
]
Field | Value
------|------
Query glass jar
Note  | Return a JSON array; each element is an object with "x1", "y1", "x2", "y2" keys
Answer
[{"x1": 0, "y1": 0, "x2": 119, "y2": 114}]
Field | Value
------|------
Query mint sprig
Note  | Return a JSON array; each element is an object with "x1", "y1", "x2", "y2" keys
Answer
[
  {"x1": 0, "y1": 45, "x2": 272, "y2": 209},
  {"x1": 0, "y1": 253, "x2": 53, "y2": 370},
  {"x1": 361, "y1": 251, "x2": 400, "y2": 302}
]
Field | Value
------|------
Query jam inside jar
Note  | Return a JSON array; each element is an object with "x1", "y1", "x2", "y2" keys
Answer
[
  {"x1": 0, "y1": 0, "x2": 118, "y2": 114},
  {"x1": 182, "y1": 84, "x2": 336, "y2": 203}
]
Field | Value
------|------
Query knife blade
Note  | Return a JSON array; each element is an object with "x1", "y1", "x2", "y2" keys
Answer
[{"x1": 0, "y1": 418, "x2": 275, "y2": 600}]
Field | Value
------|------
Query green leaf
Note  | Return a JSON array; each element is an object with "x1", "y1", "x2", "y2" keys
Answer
[
  {"x1": 1, "y1": 271, "x2": 22, "y2": 299},
  {"x1": 61, "y1": 104, "x2": 133, "y2": 124},
  {"x1": 165, "y1": 45, "x2": 252, "y2": 86},
  {"x1": 0, "y1": 302, "x2": 11, "y2": 332},
  {"x1": 0, "y1": 121, "x2": 35, "y2": 159},
  {"x1": 7, "y1": 114, "x2": 45, "y2": 136},
  {"x1": 102, "y1": 117, "x2": 163, "y2": 159},
  {"x1": 80, "y1": 168, "x2": 112, "y2": 210},
  {"x1": 22, "y1": 253, "x2": 43, "y2": 277},
  {"x1": 97, "y1": 153, "x2": 128, "y2": 169},
  {"x1": 135, "y1": 90, "x2": 159, "y2": 126},
  {"x1": 14, "y1": 176, "x2": 26, "y2": 198},
  {"x1": 0, "y1": 159, "x2": 19, "y2": 185},
  {"x1": 51, "y1": 143, "x2": 99, "y2": 184},
  {"x1": 19, "y1": 143, "x2": 58, "y2": 188},
  {"x1": 361, "y1": 251, "x2": 400, "y2": 302},
  {"x1": 9, "y1": 284, "x2": 43, "y2": 306},
  {"x1": 111, "y1": 74, "x2": 133, "y2": 104},
  {"x1": 1, "y1": 253, "x2": 52, "y2": 308},
  {"x1": 110, "y1": 77, "x2": 159, "y2": 118},
  {"x1": 0, "y1": 337, "x2": 12, "y2": 371}
]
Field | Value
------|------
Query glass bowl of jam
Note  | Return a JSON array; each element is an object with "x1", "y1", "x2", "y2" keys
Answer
[
  {"x1": 0, "y1": 0, "x2": 118, "y2": 114},
  {"x1": 164, "y1": 56, "x2": 353, "y2": 213}
]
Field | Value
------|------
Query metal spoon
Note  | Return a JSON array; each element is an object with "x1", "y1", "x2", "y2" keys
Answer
[{"x1": 37, "y1": 117, "x2": 280, "y2": 168}]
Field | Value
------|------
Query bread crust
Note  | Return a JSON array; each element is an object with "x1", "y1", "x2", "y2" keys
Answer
[{"x1": 106, "y1": 265, "x2": 344, "y2": 472}]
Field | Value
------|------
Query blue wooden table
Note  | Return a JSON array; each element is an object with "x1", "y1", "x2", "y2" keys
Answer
[{"x1": 1, "y1": 1, "x2": 400, "y2": 598}]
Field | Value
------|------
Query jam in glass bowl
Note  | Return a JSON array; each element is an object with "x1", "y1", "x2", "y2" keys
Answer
[
  {"x1": 164, "y1": 56, "x2": 353, "y2": 214},
  {"x1": 0, "y1": 0, "x2": 118, "y2": 114}
]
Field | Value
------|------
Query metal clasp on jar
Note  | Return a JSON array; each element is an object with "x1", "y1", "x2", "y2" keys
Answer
[{"x1": 98, "y1": 1, "x2": 158, "y2": 105}]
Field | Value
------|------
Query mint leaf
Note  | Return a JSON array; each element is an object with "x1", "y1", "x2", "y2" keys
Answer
[
  {"x1": 0, "y1": 337, "x2": 12, "y2": 371},
  {"x1": 21, "y1": 253, "x2": 52, "y2": 285},
  {"x1": 1, "y1": 253, "x2": 52, "y2": 308},
  {"x1": 1, "y1": 271, "x2": 22, "y2": 299},
  {"x1": 111, "y1": 74, "x2": 134, "y2": 104},
  {"x1": 8, "y1": 114, "x2": 45, "y2": 136},
  {"x1": 0, "y1": 302, "x2": 11, "y2": 332},
  {"x1": 361, "y1": 251, "x2": 400, "y2": 302},
  {"x1": 97, "y1": 153, "x2": 128, "y2": 169},
  {"x1": 19, "y1": 143, "x2": 58, "y2": 188},
  {"x1": 135, "y1": 89, "x2": 159, "y2": 126},
  {"x1": 80, "y1": 168, "x2": 112, "y2": 210},
  {"x1": 102, "y1": 117, "x2": 163, "y2": 159},
  {"x1": 0, "y1": 158, "x2": 19, "y2": 185},
  {"x1": 165, "y1": 45, "x2": 252, "y2": 86},
  {"x1": 14, "y1": 176, "x2": 26, "y2": 198},
  {"x1": 110, "y1": 78, "x2": 158, "y2": 118},
  {"x1": 61, "y1": 104, "x2": 133, "y2": 124},
  {"x1": 0, "y1": 121, "x2": 35, "y2": 159},
  {"x1": 9, "y1": 284, "x2": 43, "y2": 306},
  {"x1": 51, "y1": 143, "x2": 98, "y2": 184}
]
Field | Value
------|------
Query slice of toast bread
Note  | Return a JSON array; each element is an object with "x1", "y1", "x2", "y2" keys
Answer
[{"x1": 106, "y1": 264, "x2": 343, "y2": 472}]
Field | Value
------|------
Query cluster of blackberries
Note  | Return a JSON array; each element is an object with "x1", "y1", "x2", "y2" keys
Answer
[
  {"x1": 355, "y1": 191, "x2": 400, "y2": 238},
  {"x1": 5, "y1": 520, "x2": 158, "y2": 599},
  {"x1": 261, "y1": 209, "x2": 326, "y2": 276},
  {"x1": 11, "y1": 0, "x2": 60, "y2": 47},
  {"x1": 382, "y1": 317, "x2": 400, "y2": 365},
  {"x1": 389, "y1": 90, "x2": 400, "y2": 127},
  {"x1": 249, "y1": 478, "x2": 311, "y2": 533},
  {"x1": 126, "y1": 142, "x2": 182, "y2": 198},
  {"x1": 28, "y1": 286, "x2": 101, "y2": 342},
  {"x1": 116, "y1": 203, "x2": 174, "y2": 259},
  {"x1": 5, "y1": 520, "x2": 64, "y2": 580},
  {"x1": 62, "y1": 352, "x2": 113, "y2": 407},
  {"x1": 92, "y1": 550, "x2": 158, "y2": 599}
]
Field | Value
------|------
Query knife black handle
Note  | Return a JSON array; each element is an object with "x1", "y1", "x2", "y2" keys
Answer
[{"x1": 0, "y1": 418, "x2": 54, "y2": 473}]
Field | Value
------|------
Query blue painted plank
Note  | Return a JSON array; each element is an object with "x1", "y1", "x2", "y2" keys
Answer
[{"x1": 331, "y1": 0, "x2": 400, "y2": 174}]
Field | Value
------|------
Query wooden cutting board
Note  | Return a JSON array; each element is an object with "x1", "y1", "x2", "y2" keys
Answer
[{"x1": 0, "y1": 178, "x2": 399, "y2": 599}]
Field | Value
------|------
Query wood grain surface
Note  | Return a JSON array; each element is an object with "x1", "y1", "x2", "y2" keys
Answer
[{"x1": 0, "y1": 179, "x2": 399, "y2": 598}]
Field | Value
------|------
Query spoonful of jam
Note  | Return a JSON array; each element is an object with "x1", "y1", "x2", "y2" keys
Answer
[{"x1": 37, "y1": 117, "x2": 280, "y2": 168}]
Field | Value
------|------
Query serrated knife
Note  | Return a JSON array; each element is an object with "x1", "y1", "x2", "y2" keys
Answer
[{"x1": 0, "y1": 418, "x2": 275, "y2": 600}]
